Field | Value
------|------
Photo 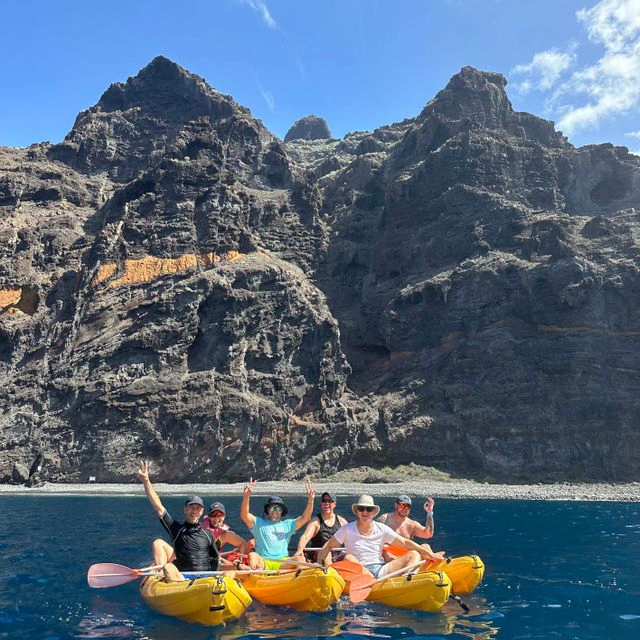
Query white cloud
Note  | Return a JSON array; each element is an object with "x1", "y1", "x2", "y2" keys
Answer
[
  {"x1": 557, "y1": 0, "x2": 640, "y2": 134},
  {"x1": 258, "y1": 83, "x2": 275, "y2": 112},
  {"x1": 625, "y1": 130, "x2": 640, "y2": 139},
  {"x1": 511, "y1": 50, "x2": 576, "y2": 92},
  {"x1": 576, "y1": 0, "x2": 640, "y2": 52},
  {"x1": 236, "y1": 0, "x2": 276, "y2": 28},
  {"x1": 511, "y1": 0, "x2": 640, "y2": 137}
]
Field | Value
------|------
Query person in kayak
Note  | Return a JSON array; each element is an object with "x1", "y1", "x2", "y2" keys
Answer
[
  {"x1": 378, "y1": 494, "x2": 439, "y2": 560},
  {"x1": 317, "y1": 494, "x2": 444, "y2": 579},
  {"x1": 137, "y1": 460, "x2": 219, "y2": 581},
  {"x1": 240, "y1": 477, "x2": 315, "y2": 570},
  {"x1": 202, "y1": 501, "x2": 249, "y2": 567},
  {"x1": 293, "y1": 490, "x2": 348, "y2": 565}
]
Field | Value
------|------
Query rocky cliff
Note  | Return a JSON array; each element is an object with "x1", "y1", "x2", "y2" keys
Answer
[{"x1": 2, "y1": 58, "x2": 640, "y2": 484}]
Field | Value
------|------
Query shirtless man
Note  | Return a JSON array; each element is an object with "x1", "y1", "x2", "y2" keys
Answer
[{"x1": 378, "y1": 495, "x2": 440, "y2": 560}]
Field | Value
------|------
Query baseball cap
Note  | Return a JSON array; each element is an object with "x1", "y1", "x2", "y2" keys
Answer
[
  {"x1": 209, "y1": 501, "x2": 226, "y2": 514},
  {"x1": 321, "y1": 491, "x2": 337, "y2": 502},
  {"x1": 185, "y1": 496, "x2": 204, "y2": 507},
  {"x1": 396, "y1": 494, "x2": 412, "y2": 505}
]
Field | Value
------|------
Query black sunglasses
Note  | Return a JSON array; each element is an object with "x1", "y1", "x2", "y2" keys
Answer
[
  {"x1": 321, "y1": 499, "x2": 335, "y2": 503},
  {"x1": 357, "y1": 506, "x2": 375, "y2": 512}
]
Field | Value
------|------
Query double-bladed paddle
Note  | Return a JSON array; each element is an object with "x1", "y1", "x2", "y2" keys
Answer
[{"x1": 87, "y1": 562, "x2": 323, "y2": 588}]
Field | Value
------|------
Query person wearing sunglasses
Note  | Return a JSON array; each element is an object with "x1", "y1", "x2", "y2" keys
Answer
[
  {"x1": 137, "y1": 460, "x2": 219, "y2": 582},
  {"x1": 317, "y1": 494, "x2": 444, "y2": 579},
  {"x1": 378, "y1": 494, "x2": 440, "y2": 561},
  {"x1": 202, "y1": 501, "x2": 249, "y2": 567},
  {"x1": 293, "y1": 491, "x2": 348, "y2": 564},
  {"x1": 240, "y1": 476, "x2": 315, "y2": 570}
]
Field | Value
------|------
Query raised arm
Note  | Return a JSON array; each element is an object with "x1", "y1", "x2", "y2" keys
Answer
[
  {"x1": 412, "y1": 497, "x2": 435, "y2": 539},
  {"x1": 295, "y1": 518, "x2": 321, "y2": 556},
  {"x1": 240, "y1": 478, "x2": 257, "y2": 528},
  {"x1": 294, "y1": 478, "x2": 316, "y2": 531},
  {"x1": 393, "y1": 533, "x2": 444, "y2": 561},
  {"x1": 137, "y1": 460, "x2": 165, "y2": 517}
]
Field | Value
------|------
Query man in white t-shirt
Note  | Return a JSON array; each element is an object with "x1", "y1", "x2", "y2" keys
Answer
[{"x1": 317, "y1": 494, "x2": 445, "y2": 578}]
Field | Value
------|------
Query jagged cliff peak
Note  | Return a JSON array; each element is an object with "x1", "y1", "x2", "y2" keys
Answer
[
  {"x1": 47, "y1": 56, "x2": 267, "y2": 182},
  {"x1": 91, "y1": 55, "x2": 244, "y2": 122},
  {"x1": 409, "y1": 65, "x2": 568, "y2": 152},
  {"x1": 284, "y1": 115, "x2": 332, "y2": 142},
  {"x1": 420, "y1": 66, "x2": 511, "y2": 126}
]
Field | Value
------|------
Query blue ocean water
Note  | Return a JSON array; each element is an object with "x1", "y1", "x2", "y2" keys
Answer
[{"x1": 1, "y1": 494, "x2": 639, "y2": 639}]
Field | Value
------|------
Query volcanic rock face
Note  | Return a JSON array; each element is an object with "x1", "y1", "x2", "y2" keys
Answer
[
  {"x1": 2, "y1": 58, "x2": 640, "y2": 483},
  {"x1": 284, "y1": 115, "x2": 331, "y2": 143}
]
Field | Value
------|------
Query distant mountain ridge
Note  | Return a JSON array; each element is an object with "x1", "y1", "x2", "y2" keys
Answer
[{"x1": 1, "y1": 56, "x2": 640, "y2": 485}]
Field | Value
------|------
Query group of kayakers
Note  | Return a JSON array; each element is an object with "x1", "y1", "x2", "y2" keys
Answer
[{"x1": 137, "y1": 460, "x2": 445, "y2": 582}]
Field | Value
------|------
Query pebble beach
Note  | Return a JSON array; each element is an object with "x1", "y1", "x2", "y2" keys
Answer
[{"x1": 2, "y1": 479, "x2": 639, "y2": 501}]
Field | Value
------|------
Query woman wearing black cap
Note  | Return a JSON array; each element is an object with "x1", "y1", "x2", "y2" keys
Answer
[
  {"x1": 203, "y1": 501, "x2": 248, "y2": 564},
  {"x1": 240, "y1": 477, "x2": 315, "y2": 570}
]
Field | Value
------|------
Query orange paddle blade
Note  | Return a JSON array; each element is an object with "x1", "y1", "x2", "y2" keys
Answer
[
  {"x1": 383, "y1": 544, "x2": 408, "y2": 558},
  {"x1": 348, "y1": 573, "x2": 374, "y2": 603},
  {"x1": 331, "y1": 560, "x2": 370, "y2": 582}
]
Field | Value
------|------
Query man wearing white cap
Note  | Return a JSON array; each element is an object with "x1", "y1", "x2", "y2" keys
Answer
[
  {"x1": 317, "y1": 495, "x2": 444, "y2": 579},
  {"x1": 379, "y1": 494, "x2": 435, "y2": 539},
  {"x1": 378, "y1": 494, "x2": 439, "y2": 561}
]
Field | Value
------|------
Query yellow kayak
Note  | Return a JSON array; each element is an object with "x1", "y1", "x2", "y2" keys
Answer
[
  {"x1": 425, "y1": 555, "x2": 485, "y2": 595},
  {"x1": 240, "y1": 567, "x2": 345, "y2": 611},
  {"x1": 140, "y1": 575, "x2": 252, "y2": 626},
  {"x1": 364, "y1": 570, "x2": 452, "y2": 612}
]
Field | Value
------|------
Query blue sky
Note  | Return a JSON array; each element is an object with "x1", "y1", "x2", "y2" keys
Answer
[{"x1": 1, "y1": 0, "x2": 639, "y2": 153}]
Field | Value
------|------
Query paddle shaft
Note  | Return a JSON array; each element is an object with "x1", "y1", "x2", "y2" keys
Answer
[
  {"x1": 349, "y1": 559, "x2": 427, "y2": 603},
  {"x1": 369, "y1": 559, "x2": 426, "y2": 584}
]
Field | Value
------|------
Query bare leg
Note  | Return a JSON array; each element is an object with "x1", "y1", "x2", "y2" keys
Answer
[
  {"x1": 162, "y1": 562, "x2": 184, "y2": 582},
  {"x1": 152, "y1": 538, "x2": 175, "y2": 565},
  {"x1": 379, "y1": 550, "x2": 422, "y2": 577}
]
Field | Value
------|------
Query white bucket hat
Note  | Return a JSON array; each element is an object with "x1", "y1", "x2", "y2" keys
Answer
[{"x1": 351, "y1": 494, "x2": 380, "y2": 517}]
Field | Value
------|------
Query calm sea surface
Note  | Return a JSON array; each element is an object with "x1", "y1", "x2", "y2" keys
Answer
[{"x1": 1, "y1": 495, "x2": 639, "y2": 639}]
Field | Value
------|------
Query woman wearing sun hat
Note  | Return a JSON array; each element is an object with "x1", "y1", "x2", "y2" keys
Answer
[{"x1": 317, "y1": 494, "x2": 445, "y2": 579}]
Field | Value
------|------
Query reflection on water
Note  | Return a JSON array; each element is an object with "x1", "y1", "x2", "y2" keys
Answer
[{"x1": 76, "y1": 595, "x2": 498, "y2": 640}]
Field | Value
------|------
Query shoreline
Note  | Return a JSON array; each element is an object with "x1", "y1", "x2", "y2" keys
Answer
[{"x1": 1, "y1": 479, "x2": 639, "y2": 501}]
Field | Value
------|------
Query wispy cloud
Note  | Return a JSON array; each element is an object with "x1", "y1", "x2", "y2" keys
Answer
[
  {"x1": 625, "y1": 130, "x2": 640, "y2": 139},
  {"x1": 511, "y1": 50, "x2": 576, "y2": 93},
  {"x1": 511, "y1": 0, "x2": 640, "y2": 137},
  {"x1": 257, "y1": 82, "x2": 275, "y2": 112},
  {"x1": 236, "y1": 0, "x2": 276, "y2": 28}
]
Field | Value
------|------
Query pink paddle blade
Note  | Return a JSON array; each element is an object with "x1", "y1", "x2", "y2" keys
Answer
[
  {"x1": 87, "y1": 563, "x2": 141, "y2": 588},
  {"x1": 348, "y1": 574, "x2": 374, "y2": 603}
]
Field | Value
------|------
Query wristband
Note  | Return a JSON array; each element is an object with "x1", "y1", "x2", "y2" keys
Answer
[{"x1": 425, "y1": 511, "x2": 433, "y2": 515}]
